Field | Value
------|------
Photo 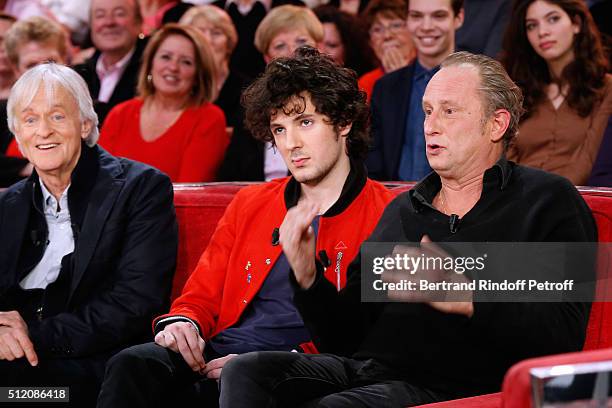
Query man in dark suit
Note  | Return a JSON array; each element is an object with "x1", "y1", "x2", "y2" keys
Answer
[
  {"x1": 73, "y1": 0, "x2": 146, "y2": 126},
  {"x1": 0, "y1": 63, "x2": 178, "y2": 407},
  {"x1": 367, "y1": 0, "x2": 463, "y2": 181}
]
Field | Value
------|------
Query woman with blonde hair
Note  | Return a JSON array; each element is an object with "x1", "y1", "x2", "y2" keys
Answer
[
  {"x1": 180, "y1": 5, "x2": 248, "y2": 130},
  {"x1": 99, "y1": 23, "x2": 228, "y2": 182}
]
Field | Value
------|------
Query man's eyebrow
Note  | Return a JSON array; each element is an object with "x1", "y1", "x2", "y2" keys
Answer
[
  {"x1": 293, "y1": 113, "x2": 314, "y2": 121},
  {"x1": 21, "y1": 103, "x2": 66, "y2": 113}
]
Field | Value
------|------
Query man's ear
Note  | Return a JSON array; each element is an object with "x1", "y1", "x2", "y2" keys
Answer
[
  {"x1": 338, "y1": 123, "x2": 352, "y2": 137},
  {"x1": 454, "y1": 8, "x2": 465, "y2": 30},
  {"x1": 81, "y1": 119, "x2": 93, "y2": 140},
  {"x1": 489, "y1": 109, "x2": 510, "y2": 143}
]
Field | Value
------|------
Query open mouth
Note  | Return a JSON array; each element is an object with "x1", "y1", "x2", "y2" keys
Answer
[
  {"x1": 427, "y1": 143, "x2": 444, "y2": 154},
  {"x1": 418, "y1": 35, "x2": 440, "y2": 46},
  {"x1": 36, "y1": 143, "x2": 59, "y2": 150}
]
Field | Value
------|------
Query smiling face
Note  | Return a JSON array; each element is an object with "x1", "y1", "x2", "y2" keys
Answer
[
  {"x1": 525, "y1": 0, "x2": 578, "y2": 68},
  {"x1": 422, "y1": 65, "x2": 502, "y2": 181},
  {"x1": 320, "y1": 22, "x2": 344, "y2": 65},
  {"x1": 407, "y1": 0, "x2": 463, "y2": 68},
  {"x1": 150, "y1": 34, "x2": 197, "y2": 100},
  {"x1": 269, "y1": 94, "x2": 350, "y2": 186},
  {"x1": 265, "y1": 28, "x2": 317, "y2": 63},
  {"x1": 14, "y1": 84, "x2": 91, "y2": 182},
  {"x1": 91, "y1": 0, "x2": 141, "y2": 60}
]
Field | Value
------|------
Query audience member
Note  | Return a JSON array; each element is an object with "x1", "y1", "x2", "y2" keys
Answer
[
  {"x1": 254, "y1": 5, "x2": 323, "y2": 64},
  {"x1": 367, "y1": 0, "x2": 464, "y2": 181},
  {"x1": 99, "y1": 24, "x2": 228, "y2": 183},
  {"x1": 4, "y1": 15, "x2": 68, "y2": 75},
  {"x1": 0, "y1": 12, "x2": 16, "y2": 99},
  {"x1": 219, "y1": 51, "x2": 596, "y2": 408},
  {"x1": 97, "y1": 46, "x2": 393, "y2": 408},
  {"x1": 314, "y1": 5, "x2": 376, "y2": 77},
  {"x1": 455, "y1": 0, "x2": 511, "y2": 58},
  {"x1": 358, "y1": 0, "x2": 415, "y2": 101},
  {"x1": 219, "y1": 4, "x2": 323, "y2": 182},
  {"x1": 180, "y1": 5, "x2": 248, "y2": 130},
  {"x1": 0, "y1": 63, "x2": 178, "y2": 407},
  {"x1": 73, "y1": 0, "x2": 145, "y2": 126},
  {"x1": 503, "y1": 0, "x2": 611, "y2": 185}
]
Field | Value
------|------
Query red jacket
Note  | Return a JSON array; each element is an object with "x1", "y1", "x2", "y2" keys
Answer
[{"x1": 154, "y1": 170, "x2": 393, "y2": 348}]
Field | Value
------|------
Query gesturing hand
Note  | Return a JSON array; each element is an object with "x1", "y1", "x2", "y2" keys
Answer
[
  {"x1": 383, "y1": 235, "x2": 474, "y2": 317},
  {"x1": 154, "y1": 321, "x2": 206, "y2": 372},
  {"x1": 279, "y1": 202, "x2": 319, "y2": 289},
  {"x1": 0, "y1": 311, "x2": 38, "y2": 366}
]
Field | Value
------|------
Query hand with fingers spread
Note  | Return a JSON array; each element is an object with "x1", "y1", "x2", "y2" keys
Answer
[
  {"x1": 279, "y1": 201, "x2": 320, "y2": 289},
  {"x1": 0, "y1": 311, "x2": 38, "y2": 366},
  {"x1": 200, "y1": 354, "x2": 237, "y2": 380},
  {"x1": 154, "y1": 321, "x2": 206, "y2": 372},
  {"x1": 383, "y1": 235, "x2": 474, "y2": 317}
]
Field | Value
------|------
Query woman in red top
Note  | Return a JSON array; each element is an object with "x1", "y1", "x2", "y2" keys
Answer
[{"x1": 99, "y1": 24, "x2": 228, "y2": 182}]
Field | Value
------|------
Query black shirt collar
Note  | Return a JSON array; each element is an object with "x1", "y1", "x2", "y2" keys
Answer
[
  {"x1": 409, "y1": 155, "x2": 513, "y2": 212},
  {"x1": 284, "y1": 159, "x2": 367, "y2": 217}
]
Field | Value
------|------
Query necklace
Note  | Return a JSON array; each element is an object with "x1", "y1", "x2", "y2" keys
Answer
[{"x1": 437, "y1": 187, "x2": 448, "y2": 214}]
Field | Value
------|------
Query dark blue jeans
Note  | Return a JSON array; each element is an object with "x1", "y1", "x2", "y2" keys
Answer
[{"x1": 219, "y1": 351, "x2": 448, "y2": 408}]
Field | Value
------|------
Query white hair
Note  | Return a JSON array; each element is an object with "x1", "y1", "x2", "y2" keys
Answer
[{"x1": 7, "y1": 63, "x2": 99, "y2": 146}]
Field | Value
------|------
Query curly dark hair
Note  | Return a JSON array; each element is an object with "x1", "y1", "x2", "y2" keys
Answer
[
  {"x1": 314, "y1": 5, "x2": 376, "y2": 76},
  {"x1": 241, "y1": 46, "x2": 370, "y2": 161},
  {"x1": 501, "y1": 0, "x2": 608, "y2": 119}
]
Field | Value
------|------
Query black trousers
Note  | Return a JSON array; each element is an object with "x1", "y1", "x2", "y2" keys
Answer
[
  {"x1": 97, "y1": 342, "x2": 221, "y2": 408},
  {"x1": 218, "y1": 351, "x2": 449, "y2": 408},
  {"x1": 0, "y1": 355, "x2": 107, "y2": 408}
]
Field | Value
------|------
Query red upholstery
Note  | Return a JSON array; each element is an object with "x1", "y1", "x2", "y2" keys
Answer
[
  {"x1": 171, "y1": 183, "x2": 612, "y2": 408},
  {"x1": 501, "y1": 347, "x2": 612, "y2": 408}
]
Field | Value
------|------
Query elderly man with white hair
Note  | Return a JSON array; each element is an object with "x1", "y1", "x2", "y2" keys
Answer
[{"x1": 0, "y1": 63, "x2": 178, "y2": 406}]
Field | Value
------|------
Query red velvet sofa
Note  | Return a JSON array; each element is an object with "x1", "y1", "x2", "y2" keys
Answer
[{"x1": 173, "y1": 183, "x2": 612, "y2": 408}]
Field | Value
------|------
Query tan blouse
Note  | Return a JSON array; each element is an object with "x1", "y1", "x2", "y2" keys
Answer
[{"x1": 508, "y1": 74, "x2": 612, "y2": 185}]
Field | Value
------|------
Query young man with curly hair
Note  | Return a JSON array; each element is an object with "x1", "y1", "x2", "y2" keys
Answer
[{"x1": 97, "y1": 46, "x2": 394, "y2": 407}]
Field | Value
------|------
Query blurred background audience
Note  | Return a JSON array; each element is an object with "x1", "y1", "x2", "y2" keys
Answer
[
  {"x1": 98, "y1": 24, "x2": 228, "y2": 183},
  {"x1": 180, "y1": 5, "x2": 248, "y2": 131},
  {"x1": 220, "y1": 4, "x2": 323, "y2": 181},
  {"x1": 314, "y1": 5, "x2": 375, "y2": 76},
  {"x1": 503, "y1": 0, "x2": 611, "y2": 186},
  {"x1": 74, "y1": 0, "x2": 145, "y2": 126},
  {"x1": 358, "y1": 0, "x2": 414, "y2": 101},
  {"x1": 0, "y1": 0, "x2": 609, "y2": 188}
]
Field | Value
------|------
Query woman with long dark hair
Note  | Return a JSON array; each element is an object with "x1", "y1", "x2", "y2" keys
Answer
[{"x1": 502, "y1": 0, "x2": 611, "y2": 185}]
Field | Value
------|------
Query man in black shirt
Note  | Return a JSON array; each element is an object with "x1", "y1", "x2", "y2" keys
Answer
[{"x1": 218, "y1": 51, "x2": 597, "y2": 407}]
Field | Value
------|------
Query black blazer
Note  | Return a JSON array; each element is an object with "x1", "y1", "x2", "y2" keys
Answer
[
  {"x1": 0, "y1": 145, "x2": 178, "y2": 358},
  {"x1": 73, "y1": 37, "x2": 148, "y2": 126},
  {"x1": 367, "y1": 63, "x2": 415, "y2": 181}
]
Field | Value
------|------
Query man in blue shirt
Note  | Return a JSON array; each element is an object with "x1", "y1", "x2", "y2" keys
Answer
[{"x1": 367, "y1": 0, "x2": 464, "y2": 181}]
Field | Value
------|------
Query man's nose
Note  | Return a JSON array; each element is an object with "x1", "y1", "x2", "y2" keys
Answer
[
  {"x1": 36, "y1": 118, "x2": 53, "y2": 138},
  {"x1": 424, "y1": 111, "x2": 439, "y2": 136}
]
